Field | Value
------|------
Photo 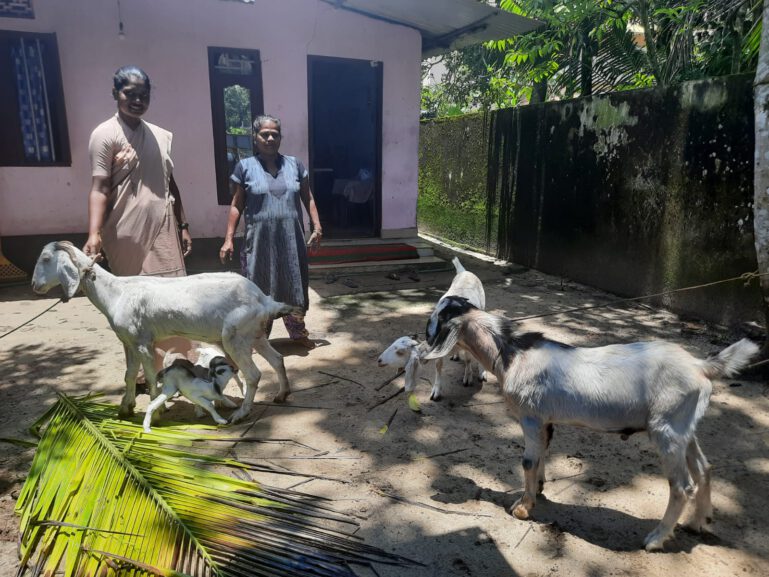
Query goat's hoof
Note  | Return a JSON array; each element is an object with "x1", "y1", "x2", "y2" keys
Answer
[
  {"x1": 684, "y1": 518, "x2": 712, "y2": 534},
  {"x1": 143, "y1": 426, "x2": 152, "y2": 433},
  {"x1": 510, "y1": 501, "x2": 531, "y2": 520},
  {"x1": 214, "y1": 418, "x2": 228, "y2": 426},
  {"x1": 273, "y1": 392, "x2": 289, "y2": 403},
  {"x1": 643, "y1": 540, "x2": 665, "y2": 552},
  {"x1": 229, "y1": 409, "x2": 249, "y2": 423},
  {"x1": 429, "y1": 393, "x2": 442, "y2": 402},
  {"x1": 643, "y1": 532, "x2": 667, "y2": 552},
  {"x1": 118, "y1": 406, "x2": 135, "y2": 419}
]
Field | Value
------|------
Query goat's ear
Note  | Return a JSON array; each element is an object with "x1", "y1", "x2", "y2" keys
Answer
[
  {"x1": 423, "y1": 320, "x2": 460, "y2": 360},
  {"x1": 56, "y1": 251, "x2": 82, "y2": 302}
]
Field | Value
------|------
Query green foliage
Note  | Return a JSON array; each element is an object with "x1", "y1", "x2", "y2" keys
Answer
[
  {"x1": 418, "y1": 116, "x2": 497, "y2": 252},
  {"x1": 223, "y1": 85, "x2": 251, "y2": 133},
  {"x1": 15, "y1": 394, "x2": 417, "y2": 577},
  {"x1": 422, "y1": 0, "x2": 761, "y2": 112}
]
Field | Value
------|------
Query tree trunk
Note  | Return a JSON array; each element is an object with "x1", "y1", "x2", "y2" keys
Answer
[
  {"x1": 637, "y1": 0, "x2": 663, "y2": 85},
  {"x1": 529, "y1": 80, "x2": 548, "y2": 104},
  {"x1": 754, "y1": 0, "x2": 769, "y2": 355},
  {"x1": 580, "y1": 45, "x2": 593, "y2": 96}
]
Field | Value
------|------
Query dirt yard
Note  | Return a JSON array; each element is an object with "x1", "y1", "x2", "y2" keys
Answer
[{"x1": 1, "y1": 249, "x2": 768, "y2": 577}]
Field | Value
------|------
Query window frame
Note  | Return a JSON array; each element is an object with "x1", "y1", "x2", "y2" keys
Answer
[
  {"x1": 0, "y1": 30, "x2": 71, "y2": 167},
  {"x1": 207, "y1": 46, "x2": 264, "y2": 205}
]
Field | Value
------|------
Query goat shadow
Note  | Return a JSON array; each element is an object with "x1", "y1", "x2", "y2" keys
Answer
[
  {"x1": 532, "y1": 498, "x2": 728, "y2": 553},
  {"x1": 428, "y1": 473, "x2": 725, "y2": 553},
  {"x1": 270, "y1": 338, "x2": 331, "y2": 357}
]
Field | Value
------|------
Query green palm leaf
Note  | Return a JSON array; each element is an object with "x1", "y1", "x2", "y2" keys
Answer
[{"x1": 15, "y1": 394, "x2": 418, "y2": 576}]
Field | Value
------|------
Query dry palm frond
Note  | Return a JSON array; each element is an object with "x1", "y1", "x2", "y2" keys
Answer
[{"x1": 15, "y1": 394, "x2": 419, "y2": 576}]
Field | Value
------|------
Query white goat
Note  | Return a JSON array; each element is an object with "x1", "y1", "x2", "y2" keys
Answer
[
  {"x1": 31, "y1": 241, "x2": 297, "y2": 423},
  {"x1": 422, "y1": 257, "x2": 486, "y2": 399},
  {"x1": 424, "y1": 296, "x2": 758, "y2": 551},
  {"x1": 377, "y1": 336, "x2": 443, "y2": 401},
  {"x1": 143, "y1": 356, "x2": 239, "y2": 432}
]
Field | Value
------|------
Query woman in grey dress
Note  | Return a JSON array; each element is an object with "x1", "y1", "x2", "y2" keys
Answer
[{"x1": 219, "y1": 115, "x2": 322, "y2": 348}]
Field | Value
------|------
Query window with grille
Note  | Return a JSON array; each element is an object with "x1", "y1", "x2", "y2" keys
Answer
[
  {"x1": 0, "y1": 31, "x2": 70, "y2": 166},
  {"x1": 0, "y1": 0, "x2": 34, "y2": 19},
  {"x1": 208, "y1": 47, "x2": 263, "y2": 204}
]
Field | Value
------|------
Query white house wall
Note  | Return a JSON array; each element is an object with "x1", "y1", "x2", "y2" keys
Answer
[{"x1": 0, "y1": 0, "x2": 421, "y2": 238}]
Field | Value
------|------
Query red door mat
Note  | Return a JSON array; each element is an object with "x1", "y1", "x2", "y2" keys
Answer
[{"x1": 308, "y1": 243, "x2": 419, "y2": 265}]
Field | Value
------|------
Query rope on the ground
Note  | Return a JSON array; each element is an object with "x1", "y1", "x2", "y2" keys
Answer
[
  {"x1": 0, "y1": 299, "x2": 62, "y2": 340},
  {"x1": 508, "y1": 270, "x2": 765, "y2": 322}
]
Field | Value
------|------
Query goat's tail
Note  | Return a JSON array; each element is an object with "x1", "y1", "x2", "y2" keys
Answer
[
  {"x1": 451, "y1": 257, "x2": 465, "y2": 274},
  {"x1": 266, "y1": 299, "x2": 303, "y2": 320},
  {"x1": 702, "y1": 338, "x2": 759, "y2": 379}
]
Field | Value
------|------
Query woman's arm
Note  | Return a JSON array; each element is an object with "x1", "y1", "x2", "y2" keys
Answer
[
  {"x1": 219, "y1": 183, "x2": 246, "y2": 263},
  {"x1": 84, "y1": 175, "x2": 111, "y2": 257},
  {"x1": 170, "y1": 174, "x2": 192, "y2": 257},
  {"x1": 299, "y1": 176, "x2": 322, "y2": 251}
]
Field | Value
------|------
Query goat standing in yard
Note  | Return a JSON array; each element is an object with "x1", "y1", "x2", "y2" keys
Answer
[
  {"x1": 421, "y1": 257, "x2": 486, "y2": 400},
  {"x1": 424, "y1": 296, "x2": 758, "y2": 551},
  {"x1": 31, "y1": 241, "x2": 298, "y2": 423}
]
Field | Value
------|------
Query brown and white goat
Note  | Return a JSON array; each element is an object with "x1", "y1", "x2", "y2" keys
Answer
[{"x1": 424, "y1": 296, "x2": 758, "y2": 551}]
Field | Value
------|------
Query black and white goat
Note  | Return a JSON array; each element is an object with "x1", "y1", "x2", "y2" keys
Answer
[
  {"x1": 31, "y1": 241, "x2": 297, "y2": 423},
  {"x1": 195, "y1": 345, "x2": 245, "y2": 397},
  {"x1": 420, "y1": 257, "x2": 486, "y2": 399},
  {"x1": 424, "y1": 296, "x2": 758, "y2": 551},
  {"x1": 143, "y1": 356, "x2": 238, "y2": 432}
]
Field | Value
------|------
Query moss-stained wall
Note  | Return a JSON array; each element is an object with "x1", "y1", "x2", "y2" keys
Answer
[
  {"x1": 420, "y1": 75, "x2": 760, "y2": 326},
  {"x1": 418, "y1": 114, "x2": 495, "y2": 251}
]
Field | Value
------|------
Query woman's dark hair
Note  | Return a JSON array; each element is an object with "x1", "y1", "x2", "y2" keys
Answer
[{"x1": 113, "y1": 66, "x2": 151, "y2": 92}]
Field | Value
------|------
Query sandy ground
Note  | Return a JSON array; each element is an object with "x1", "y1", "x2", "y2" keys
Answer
[{"x1": 1, "y1": 250, "x2": 768, "y2": 577}]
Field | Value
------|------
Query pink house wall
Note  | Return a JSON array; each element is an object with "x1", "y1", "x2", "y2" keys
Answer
[{"x1": 0, "y1": 0, "x2": 421, "y2": 238}]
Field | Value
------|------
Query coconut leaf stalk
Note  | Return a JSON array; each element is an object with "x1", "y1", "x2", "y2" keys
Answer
[{"x1": 15, "y1": 394, "x2": 418, "y2": 576}]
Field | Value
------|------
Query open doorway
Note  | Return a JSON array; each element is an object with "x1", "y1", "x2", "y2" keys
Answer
[{"x1": 308, "y1": 56, "x2": 382, "y2": 239}]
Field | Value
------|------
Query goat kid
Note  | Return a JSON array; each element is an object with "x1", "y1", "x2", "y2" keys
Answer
[
  {"x1": 195, "y1": 345, "x2": 245, "y2": 396},
  {"x1": 31, "y1": 241, "x2": 297, "y2": 423},
  {"x1": 377, "y1": 335, "x2": 443, "y2": 404},
  {"x1": 143, "y1": 356, "x2": 238, "y2": 432},
  {"x1": 424, "y1": 257, "x2": 486, "y2": 398},
  {"x1": 424, "y1": 296, "x2": 758, "y2": 551}
]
